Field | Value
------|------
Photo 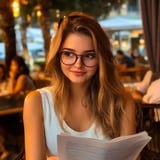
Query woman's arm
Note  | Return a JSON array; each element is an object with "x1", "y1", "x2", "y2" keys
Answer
[
  {"x1": 23, "y1": 91, "x2": 46, "y2": 160},
  {"x1": 120, "y1": 93, "x2": 141, "y2": 160},
  {"x1": 120, "y1": 92, "x2": 137, "y2": 136}
]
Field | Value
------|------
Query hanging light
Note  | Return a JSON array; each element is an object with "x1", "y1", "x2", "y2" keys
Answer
[{"x1": 12, "y1": 0, "x2": 20, "y2": 17}]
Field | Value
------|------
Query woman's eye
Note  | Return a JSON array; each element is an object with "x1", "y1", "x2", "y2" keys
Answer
[
  {"x1": 84, "y1": 53, "x2": 96, "y2": 59},
  {"x1": 63, "y1": 52, "x2": 74, "y2": 57}
]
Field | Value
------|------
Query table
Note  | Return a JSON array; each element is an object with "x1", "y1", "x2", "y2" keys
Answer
[
  {"x1": 119, "y1": 65, "x2": 149, "y2": 82},
  {"x1": 0, "y1": 94, "x2": 24, "y2": 116},
  {"x1": 0, "y1": 106, "x2": 23, "y2": 116}
]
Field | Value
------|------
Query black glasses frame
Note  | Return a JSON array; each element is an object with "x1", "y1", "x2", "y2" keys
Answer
[{"x1": 59, "y1": 51, "x2": 98, "y2": 67}]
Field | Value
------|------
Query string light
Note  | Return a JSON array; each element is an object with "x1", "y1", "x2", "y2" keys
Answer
[{"x1": 12, "y1": 0, "x2": 20, "y2": 17}]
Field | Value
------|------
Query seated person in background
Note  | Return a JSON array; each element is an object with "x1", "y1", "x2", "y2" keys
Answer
[
  {"x1": 133, "y1": 70, "x2": 160, "y2": 121},
  {"x1": 0, "y1": 64, "x2": 8, "y2": 94},
  {"x1": 132, "y1": 70, "x2": 152, "y2": 101},
  {"x1": 116, "y1": 49, "x2": 135, "y2": 70},
  {"x1": 0, "y1": 57, "x2": 35, "y2": 159},
  {"x1": 128, "y1": 49, "x2": 146, "y2": 65},
  {"x1": 142, "y1": 78, "x2": 160, "y2": 122},
  {"x1": 7, "y1": 56, "x2": 36, "y2": 97},
  {"x1": 142, "y1": 78, "x2": 160, "y2": 104},
  {"x1": 134, "y1": 70, "x2": 152, "y2": 95}
]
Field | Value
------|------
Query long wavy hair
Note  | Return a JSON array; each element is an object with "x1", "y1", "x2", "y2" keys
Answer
[{"x1": 45, "y1": 11, "x2": 127, "y2": 138}]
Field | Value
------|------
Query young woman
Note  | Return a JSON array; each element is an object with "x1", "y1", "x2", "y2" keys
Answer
[
  {"x1": 7, "y1": 56, "x2": 35, "y2": 96},
  {"x1": 23, "y1": 11, "x2": 136, "y2": 160}
]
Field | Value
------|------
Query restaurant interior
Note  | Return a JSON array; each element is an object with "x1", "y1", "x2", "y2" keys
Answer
[{"x1": 0, "y1": 0, "x2": 160, "y2": 159}]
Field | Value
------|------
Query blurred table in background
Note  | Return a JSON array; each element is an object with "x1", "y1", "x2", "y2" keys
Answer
[
  {"x1": 30, "y1": 71, "x2": 51, "y2": 89},
  {"x1": 0, "y1": 94, "x2": 24, "y2": 116},
  {"x1": 0, "y1": 106, "x2": 23, "y2": 116},
  {"x1": 119, "y1": 65, "x2": 149, "y2": 82},
  {"x1": 0, "y1": 71, "x2": 51, "y2": 115}
]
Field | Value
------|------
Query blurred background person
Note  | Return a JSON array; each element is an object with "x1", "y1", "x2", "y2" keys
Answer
[
  {"x1": 133, "y1": 71, "x2": 160, "y2": 122},
  {"x1": 134, "y1": 70, "x2": 152, "y2": 95},
  {"x1": 7, "y1": 56, "x2": 36, "y2": 97},
  {"x1": 116, "y1": 49, "x2": 135, "y2": 70},
  {"x1": 128, "y1": 49, "x2": 146, "y2": 65},
  {"x1": 0, "y1": 56, "x2": 36, "y2": 159}
]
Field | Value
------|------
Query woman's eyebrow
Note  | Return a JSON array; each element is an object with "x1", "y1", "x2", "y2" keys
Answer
[
  {"x1": 61, "y1": 48, "x2": 95, "y2": 53},
  {"x1": 61, "y1": 48, "x2": 75, "y2": 52},
  {"x1": 84, "y1": 50, "x2": 95, "y2": 53}
]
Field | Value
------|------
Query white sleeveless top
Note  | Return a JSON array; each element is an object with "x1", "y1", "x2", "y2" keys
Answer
[{"x1": 38, "y1": 87, "x2": 110, "y2": 156}]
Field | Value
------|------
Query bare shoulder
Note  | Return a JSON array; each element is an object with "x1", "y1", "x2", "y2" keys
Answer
[
  {"x1": 24, "y1": 90, "x2": 41, "y2": 103},
  {"x1": 17, "y1": 74, "x2": 27, "y2": 80},
  {"x1": 23, "y1": 90, "x2": 43, "y2": 118},
  {"x1": 17, "y1": 74, "x2": 29, "y2": 83}
]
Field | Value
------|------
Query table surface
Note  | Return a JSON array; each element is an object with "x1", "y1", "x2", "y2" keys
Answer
[
  {"x1": 0, "y1": 106, "x2": 23, "y2": 116},
  {"x1": 0, "y1": 94, "x2": 24, "y2": 116}
]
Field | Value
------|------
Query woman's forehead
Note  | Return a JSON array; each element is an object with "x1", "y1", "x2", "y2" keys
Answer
[{"x1": 62, "y1": 33, "x2": 94, "y2": 52}]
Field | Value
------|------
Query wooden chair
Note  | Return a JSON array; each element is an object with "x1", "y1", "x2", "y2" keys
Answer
[{"x1": 137, "y1": 103, "x2": 160, "y2": 159}]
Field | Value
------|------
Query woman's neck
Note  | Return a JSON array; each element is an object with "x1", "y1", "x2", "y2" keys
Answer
[{"x1": 70, "y1": 82, "x2": 88, "y2": 99}]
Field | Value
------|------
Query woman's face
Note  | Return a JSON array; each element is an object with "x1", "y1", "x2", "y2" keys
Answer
[
  {"x1": 60, "y1": 33, "x2": 98, "y2": 85},
  {"x1": 10, "y1": 60, "x2": 18, "y2": 73}
]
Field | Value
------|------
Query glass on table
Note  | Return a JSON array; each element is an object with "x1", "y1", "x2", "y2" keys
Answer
[{"x1": 123, "y1": 82, "x2": 135, "y2": 93}]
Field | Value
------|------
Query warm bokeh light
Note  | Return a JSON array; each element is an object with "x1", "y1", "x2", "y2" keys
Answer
[
  {"x1": 36, "y1": 10, "x2": 42, "y2": 17},
  {"x1": 12, "y1": 0, "x2": 20, "y2": 17}
]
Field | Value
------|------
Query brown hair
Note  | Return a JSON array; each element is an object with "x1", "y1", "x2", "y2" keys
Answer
[{"x1": 46, "y1": 11, "x2": 127, "y2": 138}]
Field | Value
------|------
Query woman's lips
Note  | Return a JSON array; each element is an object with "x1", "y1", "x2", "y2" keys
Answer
[{"x1": 71, "y1": 71, "x2": 85, "y2": 76}]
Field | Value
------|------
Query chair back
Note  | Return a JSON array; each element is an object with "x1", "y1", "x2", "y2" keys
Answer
[{"x1": 137, "y1": 103, "x2": 160, "y2": 159}]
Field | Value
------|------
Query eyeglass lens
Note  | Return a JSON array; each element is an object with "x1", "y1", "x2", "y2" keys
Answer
[{"x1": 60, "y1": 51, "x2": 97, "y2": 67}]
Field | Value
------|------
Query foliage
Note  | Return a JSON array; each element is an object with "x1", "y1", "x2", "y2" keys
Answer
[
  {"x1": 0, "y1": 0, "x2": 128, "y2": 66},
  {"x1": 50, "y1": 0, "x2": 128, "y2": 19},
  {"x1": 19, "y1": 0, "x2": 128, "y2": 24}
]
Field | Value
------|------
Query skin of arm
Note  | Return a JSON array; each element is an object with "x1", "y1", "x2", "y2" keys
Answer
[
  {"x1": 120, "y1": 92, "x2": 137, "y2": 136},
  {"x1": 23, "y1": 91, "x2": 46, "y2": 160},
  {"x1": 120, "y1": 92, "x2": 141, "y2": 160}
]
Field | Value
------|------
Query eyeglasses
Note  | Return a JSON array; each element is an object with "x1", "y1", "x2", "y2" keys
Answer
[{"x1": 60, "y1": 50, "x2": 98, "y2": 67}]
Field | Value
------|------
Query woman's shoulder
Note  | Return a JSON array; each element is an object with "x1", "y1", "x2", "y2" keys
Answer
[
  {"x1": 18, "y1": 74, "x2": 28, "y2": 78},
  {"x1": 23, "y1": 90, "x2": 42, "y2": 114},
  {"x1": 24, "y1": 90, "x2": 41, "y2": 105},
  {"x1": 17, "y1": 74, "x2": 30, "y2": 82},
  {"x1": 23, "y1": 87, "x2": 54, "y2": 118},
  {"x1": 25, "y1": 87, "x2": 53, "y2": 102},
  {"x1": 23, "y1": 90, "x2": 44, "y2": 125}
]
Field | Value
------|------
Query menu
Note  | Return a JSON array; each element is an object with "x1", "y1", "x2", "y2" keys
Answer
[{"x1": 57, "y1": 131, "x2": 151, "y2": 160}]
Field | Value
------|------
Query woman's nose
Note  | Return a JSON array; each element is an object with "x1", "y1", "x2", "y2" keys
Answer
[{"x1": 74, "y1": 56, "x2": 83, "y2": 67}]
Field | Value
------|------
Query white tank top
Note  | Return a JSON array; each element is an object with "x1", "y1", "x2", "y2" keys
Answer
[{"x1": 38, "y1": 87, "x2": 110, "y2": 156}]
